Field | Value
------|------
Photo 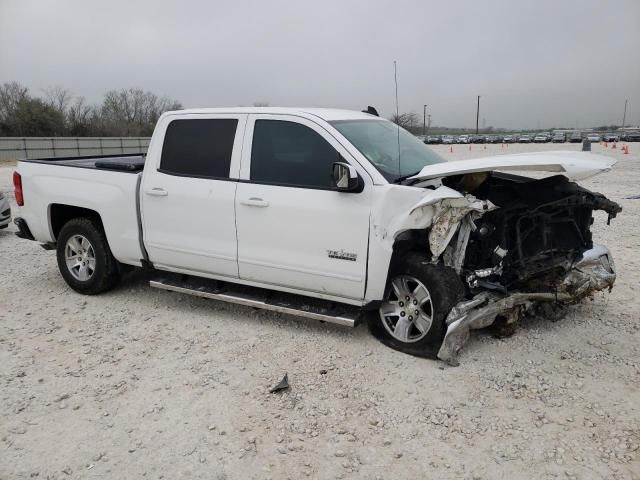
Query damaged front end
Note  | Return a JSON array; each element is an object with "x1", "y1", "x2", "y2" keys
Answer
[
  {"x1": 437, "y1": 244, "x2": 617, "y2": 365},
  {"x1": 424, "y1": 172, "x2": 621, "y2": 365}
]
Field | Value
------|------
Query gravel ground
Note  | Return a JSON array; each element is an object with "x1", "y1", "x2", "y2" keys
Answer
[{"x1": 1, "y1": 142, "x2": 639, "y2": 480}]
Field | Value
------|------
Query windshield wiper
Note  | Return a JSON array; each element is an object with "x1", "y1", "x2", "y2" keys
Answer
[{"x1": 393, "y1": 170, "x2": 421, "y2": 184}]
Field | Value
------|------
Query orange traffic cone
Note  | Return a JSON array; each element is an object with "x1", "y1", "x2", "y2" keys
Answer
[
  {"x1": 501, "y1": 143, "x2": 504, "y2": 149},
  {"x1": 612, "y1": 143, "x2": 617, "y2": 149},
  {"x1": 604, "y1": 142, "x2": 608, "y2": 148},
  {"x1": 483, "y1": 144, "x2": 487, "y2": 150},
  {"x1": 468, "y1": 145, "x2": 471, "y2": 151},
  {"x1": 450, "y1": 145, "x2": 453, "y2": 153},
  {"x1": 623, "y1": 145, "x2": 629, "y2": 154}
]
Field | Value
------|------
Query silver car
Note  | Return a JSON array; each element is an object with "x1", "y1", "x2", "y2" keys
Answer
[{"x1": 0, "y1": 192, "x2": 11, "y2": 229}]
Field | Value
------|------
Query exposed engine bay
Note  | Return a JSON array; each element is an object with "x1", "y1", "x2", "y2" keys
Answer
[
  {"x1": 432, "y1": 171, "x2": 622, "y2": 365},
  {"x1": 444, "y1": 172, "x2": 621, "y2": 292}
]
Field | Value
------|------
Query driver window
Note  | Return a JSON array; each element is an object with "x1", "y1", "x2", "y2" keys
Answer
[{"x1": 250, "y1": 120, "x2": 338, "y2": 188}]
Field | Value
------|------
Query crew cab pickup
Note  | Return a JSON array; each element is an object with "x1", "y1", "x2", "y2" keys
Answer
[{"x1": 13, "y1": 108, "x2": 622, "y2": 364}]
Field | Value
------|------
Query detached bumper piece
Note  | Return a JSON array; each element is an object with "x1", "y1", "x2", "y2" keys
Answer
[
  {"x1": 438, "y1": 245, "x2": 616, "y2": 366},
  {"x1": 14, "y1": 217, "x2": 35, "y2": 240}
]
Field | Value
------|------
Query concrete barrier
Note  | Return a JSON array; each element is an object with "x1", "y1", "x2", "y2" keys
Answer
[{"x1": 0, "y1": 137, "x2": 150, "y2": 161}]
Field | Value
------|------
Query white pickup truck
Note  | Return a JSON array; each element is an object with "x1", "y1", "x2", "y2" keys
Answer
[{"x1": 12, "y1": 107, "x2": 622, "y2": 364}]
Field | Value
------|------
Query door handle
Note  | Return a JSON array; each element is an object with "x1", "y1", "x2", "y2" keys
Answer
[
  {"x1": 240, "y1": 197, "x2": 269, "y2": 207},
  {"x1": 145, "y1": 187, "x2": 168, "y2": 197}
]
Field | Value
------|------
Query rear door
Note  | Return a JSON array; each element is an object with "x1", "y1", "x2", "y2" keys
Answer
[
  {"x1": 141, "y1": 114, "x2": 246, "y2": 277},
  {"x1": 235, "y1": 114, "x2": 371, "y2": 300}
]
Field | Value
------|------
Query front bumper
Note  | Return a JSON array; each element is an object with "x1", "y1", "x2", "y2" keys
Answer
[{"x1": 437, "y1": 245, "x2": 616, "y2": 366}]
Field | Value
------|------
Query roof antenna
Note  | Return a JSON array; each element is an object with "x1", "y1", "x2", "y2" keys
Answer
[{"x1": 393, "y1": 60, "x2": 401, "y2": 177}]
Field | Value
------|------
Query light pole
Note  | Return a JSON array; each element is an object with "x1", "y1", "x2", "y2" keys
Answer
[
  {"x1": 475, "y1": 96, "x2": 481, "y2": 135},
  {"x1": 622, "y1": 99, "x2": 628, "y2": 130},
  {"x1": 427, "y1": 114, "x2": 431, "y2": 134},
  {"x1": 423, "y1": 104, "x2": 427, "y2": 136}
]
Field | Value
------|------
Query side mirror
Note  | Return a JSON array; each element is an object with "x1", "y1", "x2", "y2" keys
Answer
[{"x1": 332, "y1": 161, "x2": 360, "y2": 192}]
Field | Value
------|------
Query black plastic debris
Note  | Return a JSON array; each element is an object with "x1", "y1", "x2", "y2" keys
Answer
[
  {"x1": 624, "y1": 194, "x2": 640, "y2": 199},
  {"x1": 319, "y1": 369, "x2": 328, "y2": 375},
  {"x1": 269, "y1": 373, "x2": 289, "y2": 393}
]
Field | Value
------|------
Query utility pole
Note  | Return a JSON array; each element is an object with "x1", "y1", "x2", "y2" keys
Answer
[
  {"x1": 475, "y1": 96, "x2": 480, "y2": 135},
  {"x1": 622, "y1": 99, "x2": 628, "y2": 130},
  {"x1": 427, "y1": 114, "x2": 431, "y2": 134},
  {"x1": 423, "y1": 104, "x2": 427, "y2": 136}
]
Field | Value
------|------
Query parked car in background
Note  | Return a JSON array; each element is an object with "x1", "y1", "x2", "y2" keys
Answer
[
  {"x1": 534, "y1": 134, "x2": 548, "y2": 143},
  {"x1": 0, "y1": 192, "x2": 11, "y2": 229},
  {"x1": 602, "y1": 133, "x2": 619, "y2": 142},
  {"x1": 569, "y1": 132, "x2": 583, "y2": 143},
  {"x1": 470, "y1": 135, "x2": 485, "y2": 144},
  {"x1": 519, "y1": 134, "x2": 531, "y2": 143},
  {"x1": 425, "y1": 135, "x2": 442, "y2": 144},
  {"x1": 552, "y1": 133, "x2": 566, "y2": 143},
  {"x1": 441, "y1": 135, "x2": 454, "y2": 144},
  {"x1": 503, "y1": 135, "x2": 516, "y2": 143},
  {"x1": 621, "y1": 131, "x2": 640, "y2": 142},
  {"x1": 587, "y1": 133, "x2": 601, "y2": 142},
  {"x1": 458, "y1": 135, "x2": 471, "y2": 144},
  {"x1": 485, "y1": 135, "x2": 500, "y2": 143},
  {"x1": 11, "y1": 106, "x2": 622, "y2": 364}
]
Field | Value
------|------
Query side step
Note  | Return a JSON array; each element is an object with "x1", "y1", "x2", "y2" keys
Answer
[{"x1": 149, "y1": 274, "x2": 360, "y2": 328}]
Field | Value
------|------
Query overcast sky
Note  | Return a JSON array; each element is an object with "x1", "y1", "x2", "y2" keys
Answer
[{"x1": 1, "y1": 0, "x2": 639, "y2": 129}]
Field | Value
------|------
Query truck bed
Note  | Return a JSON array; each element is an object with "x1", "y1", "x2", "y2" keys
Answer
[
  {"x1": 22, "y1": 153, "x2": 145, "y2": 172},
  {"x1": 16, "y1": 154, "x2": 145, "y2": 266}
]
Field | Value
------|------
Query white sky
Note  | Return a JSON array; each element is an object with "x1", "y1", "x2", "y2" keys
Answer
[{"x1": 1, "y1": 0, "x2": 639, "y2": 129}]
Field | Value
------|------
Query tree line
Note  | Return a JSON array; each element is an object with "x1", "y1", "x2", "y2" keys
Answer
[{"x1": 0, "y1": 81, "x2": 182, "y2": 137}]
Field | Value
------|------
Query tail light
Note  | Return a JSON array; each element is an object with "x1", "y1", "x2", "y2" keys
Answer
[{"x1": 13, "y1": 171, "x2": 24, "y2": 206}]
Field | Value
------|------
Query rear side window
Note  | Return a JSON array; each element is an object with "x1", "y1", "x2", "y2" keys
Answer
[
  {"x1": 250, "y1": 120, "x2": 338, "y2": 188},
  {"x1": 160, "y1": 119, "x2": 238, "y2": 178}
]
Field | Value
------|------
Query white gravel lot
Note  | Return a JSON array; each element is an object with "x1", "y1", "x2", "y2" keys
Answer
[{"x1": 1, "y1": 142, "x2": 639, "y2": 480}]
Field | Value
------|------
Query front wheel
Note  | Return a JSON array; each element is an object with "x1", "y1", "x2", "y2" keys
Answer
[
  {"x1": 367, "y1": 254, "x2": 464, "y2": 358},
  {"x1": 56, "y1": 217, "x2": 121, "y2": 295}
]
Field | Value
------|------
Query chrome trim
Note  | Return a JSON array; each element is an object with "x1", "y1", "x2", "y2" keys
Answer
[{"x1": 149, "y1": 280, "x2": 357, "y2": 327}]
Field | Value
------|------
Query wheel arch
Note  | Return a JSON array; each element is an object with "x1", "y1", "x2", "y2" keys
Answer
[{"x1": 49, "y1": 204, "x2": 105, "y2": 241}]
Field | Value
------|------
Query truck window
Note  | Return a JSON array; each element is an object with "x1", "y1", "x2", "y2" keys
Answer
[
  {"x1": 250, "y1": 120, "x2": 338, "y2": 188},
  {"x1": 160, "y1": 119, "x2": 238, "y2": 178}
]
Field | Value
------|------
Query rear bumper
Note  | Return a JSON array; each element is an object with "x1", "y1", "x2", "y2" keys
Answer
[
  {"x1": 14, "y1": 217, "x2": 35, "y2": 240},
  {"x1": 438, "y1": 245, "x2": 616, "y2": 365}
]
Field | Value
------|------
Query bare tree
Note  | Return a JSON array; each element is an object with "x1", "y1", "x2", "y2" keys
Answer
[
  {"x1": 67, "y1": 96, "x2": 94, "y2": 135},
  {"x1": 390, "y1": 112, "x2": 420, "y2": 131},
  {"x1": 43, "y1": 85, "x2": 72, "y2": 114},
  {"x1": 101, "y1": 88, "x2": 182, "y2": 135},
  {"x1": 0, "y1": 81, "x2": 29, "y2": 122},
  {"x1": 0, "y1": 81, "x2": 183, "y2": 137}
]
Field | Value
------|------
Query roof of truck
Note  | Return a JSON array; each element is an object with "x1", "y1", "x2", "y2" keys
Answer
[{"x1": 163, "y1": 107, "x2": 379, "y2": 122}]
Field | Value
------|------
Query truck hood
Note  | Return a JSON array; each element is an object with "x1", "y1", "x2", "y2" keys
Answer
[{"x1": 409, "y1": 151, "x2": 616, "y2": 182}]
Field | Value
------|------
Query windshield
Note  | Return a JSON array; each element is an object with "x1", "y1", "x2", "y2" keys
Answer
[{"x1": 330, "y1": 119, "x2": 446, "y2": 182}]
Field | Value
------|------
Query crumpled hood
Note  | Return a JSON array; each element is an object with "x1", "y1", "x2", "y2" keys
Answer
[{"x1": 409, "y1": 151, "x2": 616, "y2": 182}]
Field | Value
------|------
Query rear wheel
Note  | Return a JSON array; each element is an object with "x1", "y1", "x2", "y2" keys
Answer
[
  {"x1": 368, "y1": 253, "x2": 464, "y2": 358},
  {"x1": 56, "y1": 217, "x2": 120, "y2": 294}
]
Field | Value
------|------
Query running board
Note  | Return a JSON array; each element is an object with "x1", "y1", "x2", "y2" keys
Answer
[{"x1": 149, "y1": 275, "x2": 359, "y2": 328}]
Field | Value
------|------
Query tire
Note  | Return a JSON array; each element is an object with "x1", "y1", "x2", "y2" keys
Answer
[
  {"x1": 367, "y1": 253, "x2": 464, "y2": 359},
  {"x1": 56, "y1": 217, "x2": 120, "y2": 295}
]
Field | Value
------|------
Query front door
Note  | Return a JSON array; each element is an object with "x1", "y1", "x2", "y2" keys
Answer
[{"x1": 235, "y1": 115, "x2": 371, "y2": 300}]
